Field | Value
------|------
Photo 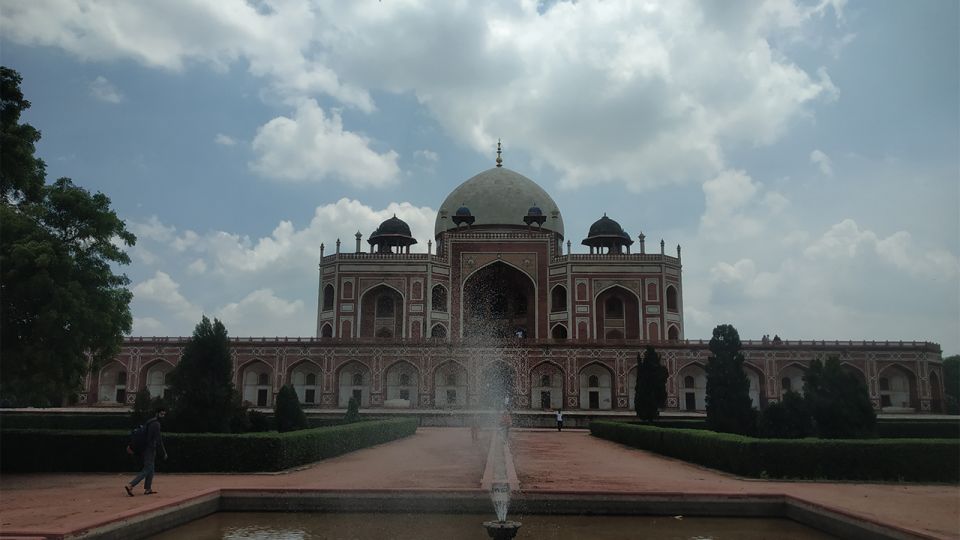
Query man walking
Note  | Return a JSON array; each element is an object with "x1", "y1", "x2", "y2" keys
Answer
[
  {"x1": 125, "y1": 406, "x2": 168, "y2": 496},
  {"x1": 555, "y1": 409, "x2": 564, "y2": 432}
]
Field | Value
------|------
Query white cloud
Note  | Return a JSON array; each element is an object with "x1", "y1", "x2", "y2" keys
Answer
[
  {"x1": 89, "y1": 75, "x2": 123, "y2": 103},
  {"x1": 129, "y1": 215, "x2": 176, "y2": 243},
  {"x1": 187, "y1": 258, "x2": 207, "y2": 274},
  {"x1": 699, "y1": 169, "x2": 789, "y2": 241},
  {"x1": 1, "y1": 0, "x2": 373, "y2": 111},
  {"x1": 250, "y1": 100, "x2": 400, "y2": 187},
  {"x1": 132, "y1": 317, "x2": 166, "y2": 336},
  {"x1": 215, "y1": 289, "x2": 306, "y2": 336},
  {"x1": 805, "y1": 219, "x2": 960, "y2": 280},
  {"x1": 4, "y1": 0, "x2": 845, "y2": 191},
  {"x1": 810, "y1": 149, "x2": 834, "y2": 177},
  {"x1": 214, "y1": 133, "x2": 237, "y2": 146},
  {"x1": 414, "y1": 149, "x2": 438, "y2": 162},
  {"x1": 132, "y1": 271, "x2": 202, "y2": 322}
]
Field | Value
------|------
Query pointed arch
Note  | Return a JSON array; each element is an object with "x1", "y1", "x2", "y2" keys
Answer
[
  {"x1": 239, "y1": 360, "x2": 274, "y2": 407},
  {"x1": 550, "y1": 284, "x2": 567, "y2": 312},
  {"x1": 433, "y1": 361, "x2": 468, "y2": 408},
  {"x1": 666, "y1": 285, "x2": 679, "y2": 312},
  {"x1": 98, "y1": 362, "x2": 128, "y2": 404},
  {"x1": 551, "y1": 324, "x2": 568, "y2": 340},
  {"x1": 359, "y1": 283, "x2": 405, "y2": 338},
  {"x1": 461, "y1": 261, "x2": 537, "y2": 339},
  {"x1": 594, "y1": 284, "x2": 641, "y2": 340},
  {"x1": 384, "y1": 360, "x2": 420, "y2": 407},
  {"x1": 677, "y1": 361, "x2": 707, "y2": 411},
  {"x1": 322, "y1": 283, "x2": 335, "y2": 311},
  {"x1": 140, "y1": 359, "x2": 175, "y2": 400},
  {"x1": 578, "y1": 362, "x2": 613, "y2": 410},
  {"x1": 289, "y1": 359, "x2": 322, "y2": 405},
  {"x1": 337, "y1": 360, "x2": 372, "y2": 408},
  {"x1": 778, "y1": 362, "x2": 807, "y2": 397},
  {"x1": 878, "y1": 363, "x2": 918, "y2": 411},
  {"x1": 431, "y1": 284, "x2": 448, "y2": 312},
  {"x1": 530, "y1": 360, "x2": 565, "y2": 409}
]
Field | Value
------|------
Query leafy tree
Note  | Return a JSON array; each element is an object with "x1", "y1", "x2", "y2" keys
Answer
[
  {"x1": 943, "y1": 355, "x2": 959, "y2": 414},
  {"x1": 345, "y1": 396, "x2": 361, "y2": 423},
  {"x1": 1, "y1": 67, "x2": 135, "y2": 406},
  {"x1": 634, "y1": 346, "x2": 668, "y2": 421},
  {"x1": 1, "y1": 66, "x2": 45, "y2": 203},
  {"x1": 275, "y1": 384, "x2": 308, "y2": 432},
  {"x1": 757, "y1": 391, "x2": 813, "y2": 438},
  {"x1": 167, "y1": 316, "x2": 237, "y2": 433},
  {"x1": 705, "y1": 324, "x2": 756, "y2": 435},
  {"x1": 803, "y1": 357, "x2": 875, "y2": 438}
]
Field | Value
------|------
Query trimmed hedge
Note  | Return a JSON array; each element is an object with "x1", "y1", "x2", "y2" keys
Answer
[
  {"x1": 0, "y1": 418, "x2": 417, "y2": 473},
  {"x1": 0, "y1": 413, "x2": 352, "y2": 432},
  {"x1": 591, "y1": 420, "x2": 959, "y2": 482},
  {"x1": 876, "y1": 420, "x2": 959, "y2": 439},
  {"x1": 0, "y1": 413, "x2": 130, "y2": 430}
]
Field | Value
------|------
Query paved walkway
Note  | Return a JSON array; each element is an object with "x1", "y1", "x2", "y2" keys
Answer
[{"x1": 0, "y1": 428, "x2": 957, "y2": 539}]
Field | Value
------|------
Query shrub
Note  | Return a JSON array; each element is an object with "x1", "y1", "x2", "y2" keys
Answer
[
  {"x1": 345, "y1": 396, "x2": 361, "y2": 423},
  {"x1": 274, "y1": 385, "x2": 307, "y2": 432},
  {"x1": 131, "y1": 389, "x2": 152, "y2": 426},
  {"x1": 758, "y1": 391, "x2": 813, "y2": 439},
  {"x1": 0, "y1": 418, "x2": 417, "y2": 473},
  {"x1": 247, "y1": 410, "x2": 270, "y2": 432},
  {"x1": 804, "y1": 357, "x2": 875, "y2": 438},
  {"x1": 591, "y1": 420, "x2": 958, "y2": 482}
]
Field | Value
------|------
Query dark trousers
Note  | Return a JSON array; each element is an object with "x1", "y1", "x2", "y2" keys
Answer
[
  {"x1": 556, "y1": 421, "x2": 563, "y2": 432},
  {"x1": 129, "y1": 449, "x2": 156, "y2": 491}
]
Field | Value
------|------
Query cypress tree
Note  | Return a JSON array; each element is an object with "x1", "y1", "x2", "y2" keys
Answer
[
  {"x1": 167, "y1": 316, "x2": 237, "y2": 433},
  {"x1": 705, "y1": 324, "x2": 756, "y2": 435},
  {"x1": 275, "y1": 384, "x2": 308, "y2": 432},
  {"x1": 634, "y1": 346, "x2": 668, "y2": 421}
]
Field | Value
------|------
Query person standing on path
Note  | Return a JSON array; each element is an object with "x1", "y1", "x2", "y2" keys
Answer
[
  {"x1": 555, "y1": 409, "x2": 564, "y2": 431},
  {"x1": 125, "y1": 406, "x2": 168, "y2": 496}
]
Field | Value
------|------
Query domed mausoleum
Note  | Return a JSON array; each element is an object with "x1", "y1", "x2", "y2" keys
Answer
[{"x1": 94, "y1": 144, "x2": 944, "y2": 415}]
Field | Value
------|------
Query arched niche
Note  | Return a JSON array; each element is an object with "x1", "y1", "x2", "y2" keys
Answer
[{"x1": 579, "y1": 363, "x2": 613, "y2": 410}]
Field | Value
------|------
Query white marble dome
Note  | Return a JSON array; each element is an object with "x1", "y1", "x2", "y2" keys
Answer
[{"x1": 435, "y1": 167, "x2": 564, "y2": 238}]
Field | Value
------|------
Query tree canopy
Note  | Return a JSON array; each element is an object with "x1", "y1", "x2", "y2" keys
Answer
[
  {"x1": 705, "y1": 324, "x2": 756, "y2": 435},
  {"x1": 166, "y1": 316, "x2": 237, "y2": 433},
  {"x1": 803, "y1": 357, "x2": 875, "y2": 437},
  {"x1": 634, "y1": 346, "x2": 668, "y2": 421},
  {"x1": 1, "y1": 67, "x2": 136, "y2": 406}
]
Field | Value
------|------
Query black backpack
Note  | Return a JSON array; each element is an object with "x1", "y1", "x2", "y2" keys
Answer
[{"x1": 127, "y1": 418, "x2": 156, "y2": 455}]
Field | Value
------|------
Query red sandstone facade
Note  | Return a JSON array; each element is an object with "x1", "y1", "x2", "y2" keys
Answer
[{"x1": 85, "y1": 165, "x2": 946, "y2": 413}]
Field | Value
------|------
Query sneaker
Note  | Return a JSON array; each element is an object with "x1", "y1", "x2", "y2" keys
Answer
[{"x1": 124, "y1": 485, "x2": 134, "y2": 497}]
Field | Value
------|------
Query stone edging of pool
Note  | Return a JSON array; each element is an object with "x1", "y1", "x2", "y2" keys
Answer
[{"x1": 0, "y1": 489, "x2": 936, "y2": 540}]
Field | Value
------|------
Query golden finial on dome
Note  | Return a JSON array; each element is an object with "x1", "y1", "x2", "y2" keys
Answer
[{"x1": 496, "y1": 139, "x2": 503, "y2": 168}]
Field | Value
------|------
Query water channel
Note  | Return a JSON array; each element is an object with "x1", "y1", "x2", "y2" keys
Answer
[{"x1": 149, "y1": 511, "x2": 837, "y2": 539}]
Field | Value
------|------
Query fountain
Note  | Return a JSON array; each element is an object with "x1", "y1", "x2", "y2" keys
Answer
[{"x1": 481, "y1": 416, "x2": 521, "y2": 538}]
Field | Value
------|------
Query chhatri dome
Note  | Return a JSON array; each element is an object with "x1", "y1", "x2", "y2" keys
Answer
[{"x1": 435, "y1": 141, "x2": 565, "y2": 238}]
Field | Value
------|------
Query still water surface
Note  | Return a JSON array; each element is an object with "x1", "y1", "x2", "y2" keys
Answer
[{"x1": 149, "y1": 512, "x2": 836, "y2": 539}]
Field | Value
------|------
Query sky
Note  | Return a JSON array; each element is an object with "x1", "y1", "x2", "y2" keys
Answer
[{"x1": 3, "y1": 0, "x2": 958, "y2": 354}]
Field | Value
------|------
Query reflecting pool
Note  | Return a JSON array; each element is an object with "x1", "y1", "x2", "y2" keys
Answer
[{"x1": 149, "y1": 512, "x2": 837, "y2": 539}]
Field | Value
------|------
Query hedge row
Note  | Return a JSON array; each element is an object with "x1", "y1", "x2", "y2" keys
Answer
[
  {"x1": 0, "y1": 413, "x2": 352, "y2": 432},
  {"x1": 591, "y1": 421, "x2": 959, "y2": 482},
  {"x1": 627, "y1": 418, "x2": 960, "y2": 439},
  {"x1": 0, "y1": 418, "x2": 417, "y2": 473},
  {"x1": 876, "y1": 420, "x2": 959, "y2": 439}
]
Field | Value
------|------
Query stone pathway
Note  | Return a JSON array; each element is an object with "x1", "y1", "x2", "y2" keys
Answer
[{"x1": 0, "y1": 427, "x2": 956, "y2": 539}]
